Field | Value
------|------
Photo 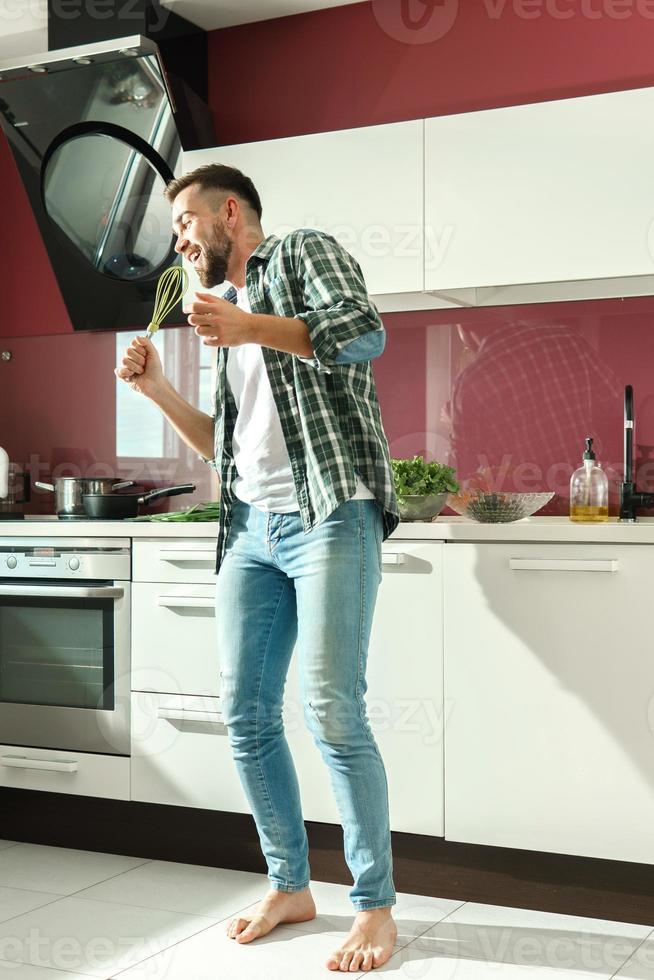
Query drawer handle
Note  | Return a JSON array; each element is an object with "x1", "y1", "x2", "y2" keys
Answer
[
  {"x1": 381, "y1": 552, "x2": 406, "y2": 566},
  {"x1": 509, "y1": 558, "x2": 619, "y2": 572},
  {"x1": 159, "y1": 550, "x2": 216, "y2": 564},
  {"x1": 1, "y1": 755, "x2": 78, "y2": 773},
  {"x1": 158, "y1": 596, "x2": 215, "y2": 609},
  {"x1": 157, "y1": 707, "x2": 227, "y2": 730}
]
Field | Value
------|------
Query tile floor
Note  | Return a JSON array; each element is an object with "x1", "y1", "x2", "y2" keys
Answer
[{"x1": 0, "y1": 838, "x2": 651, "y2": 978}]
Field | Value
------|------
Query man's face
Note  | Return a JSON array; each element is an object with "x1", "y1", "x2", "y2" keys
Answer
[{"x1": 172, "y1": 185, "x2": 233, "y2": 288}]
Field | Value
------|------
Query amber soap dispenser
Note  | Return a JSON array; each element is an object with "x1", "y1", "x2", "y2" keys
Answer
[{"x1": 570, "y1": 437, "x2": 609, "y2": 523}]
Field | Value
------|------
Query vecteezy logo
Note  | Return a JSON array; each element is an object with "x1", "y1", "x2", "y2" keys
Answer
[{"x1": 371, "y1": 0, "x2": 459, "y2": 44}]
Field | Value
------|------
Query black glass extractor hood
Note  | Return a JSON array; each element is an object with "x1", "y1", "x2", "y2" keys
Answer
[{"x1": 0, "y1": 36, "x2": 212, "y2": 330}]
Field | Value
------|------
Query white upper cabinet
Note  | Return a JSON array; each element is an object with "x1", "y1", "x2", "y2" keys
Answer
[
  {"x1": 184, "y1": 86, "x2": 654, "y2": 310},
  {"x1": 183, "y1": 120, "x2": 425, "y2": 300},
  {"x1": 425, "y1": 86, "x2": 654, "y2": 304}
]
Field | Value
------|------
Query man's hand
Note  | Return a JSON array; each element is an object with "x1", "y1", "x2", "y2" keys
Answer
[
  {"x1": 114, "y1": 335, "x2": 167, "y2": 399},
  {"x1": 186, "y1": 292, "x2": 255, "y2": 348}
]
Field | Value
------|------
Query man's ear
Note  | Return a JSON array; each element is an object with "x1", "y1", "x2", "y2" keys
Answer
[{"x1": 224, "y1": 195, "x2": 239, "y2": 229}]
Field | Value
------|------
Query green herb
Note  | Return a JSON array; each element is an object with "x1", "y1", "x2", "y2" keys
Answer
[
  {"x1": 128, "y1": 502, "x2": 220, "y2": 522},
  {"x1": 391, "y1": 456, "x2": 459, "y2": 500}
]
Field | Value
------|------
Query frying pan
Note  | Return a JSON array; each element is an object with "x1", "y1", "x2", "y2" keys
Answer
[{"x1": 82, "y1": 483, "x2": 196, "y2": 520}]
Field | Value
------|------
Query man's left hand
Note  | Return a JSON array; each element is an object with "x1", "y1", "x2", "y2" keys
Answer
[{"x1": 185, "y1": 292, "x2": 256, "y2": 347}]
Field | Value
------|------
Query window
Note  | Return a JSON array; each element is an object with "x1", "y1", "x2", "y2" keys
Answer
[{"x1": 115, "y1": 327, "x2": 215, "y2": 459}]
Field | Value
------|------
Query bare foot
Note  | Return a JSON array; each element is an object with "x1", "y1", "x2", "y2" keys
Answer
[
  {"x1": 226, "y1": 887, "x2": 316, "y2": 943},
  {"x1": 326, "y1": 907, "x2": 397, "y2": 972}
]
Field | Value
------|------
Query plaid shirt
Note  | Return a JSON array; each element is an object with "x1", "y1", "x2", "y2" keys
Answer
[{"x1": 204, "y1": 228, "x2": 400, "y2": 573}]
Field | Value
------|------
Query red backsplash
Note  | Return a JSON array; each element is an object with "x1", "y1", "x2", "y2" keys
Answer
[{"x1": 3, "y1": 0, "x2": 654, "y2": 514}]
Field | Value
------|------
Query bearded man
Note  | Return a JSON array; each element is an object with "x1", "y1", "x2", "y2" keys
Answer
[{"x1": 115, "y1": 164, "x2": 400, "y2": 973}]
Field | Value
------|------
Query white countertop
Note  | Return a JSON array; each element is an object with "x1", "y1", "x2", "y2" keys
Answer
[{"x1": 2, "y1": 515, "x2": 654, "y2": 542}]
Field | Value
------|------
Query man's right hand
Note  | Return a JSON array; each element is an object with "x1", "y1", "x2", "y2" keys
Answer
[{"x1": 114, "y1": 336, "x2": 166, "y2": 399}]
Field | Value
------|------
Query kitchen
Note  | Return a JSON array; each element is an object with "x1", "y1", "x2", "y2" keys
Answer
[{"x1": 2, "y1": 1, "x2": 654, "y2": 977}]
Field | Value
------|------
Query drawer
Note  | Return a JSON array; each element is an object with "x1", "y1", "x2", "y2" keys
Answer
[
  {"x1": 131, "y1": 583, "x2": 219, "y2": 697},
  {"x1": 0, "y1": 744, "x2": 129, "y2": 800},
  {"x1": 132, "y1": 539, "x2": 217, "y2": 584},
  {"x1": 130, "y1": 692, "x2": 249, "y2": 812}
]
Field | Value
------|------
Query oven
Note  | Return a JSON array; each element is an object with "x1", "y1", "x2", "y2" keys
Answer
[{"x1": 0, "y1": 538, "x2": 131, "y2": 756}]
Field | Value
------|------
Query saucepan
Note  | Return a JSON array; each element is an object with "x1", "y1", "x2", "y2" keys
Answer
[
  {"x1": 35, "y1": 477, "x2": 135, "y2": 517},
  {"x1": 82, "y1": 483, "x2": 196, "y2": 520}
]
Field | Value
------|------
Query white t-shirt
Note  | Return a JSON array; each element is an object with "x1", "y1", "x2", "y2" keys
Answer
[{"x1": 226, "y1": 284, "x2": 375, "y2": 513}]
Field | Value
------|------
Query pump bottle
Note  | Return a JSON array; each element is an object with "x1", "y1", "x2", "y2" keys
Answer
[{"x1": 569, "y1": 437, "x2": 609, "y2": 523}]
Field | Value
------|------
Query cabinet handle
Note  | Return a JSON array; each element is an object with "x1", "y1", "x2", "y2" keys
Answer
[
  {"x1": 157, "y1": 596, "x2": 215, "y2": 609},
  {"x1": 157, "y1": 707, "x2": 227, "y2": 730},
  {"x1": 509, "y1": 558, "x2": 619, "y2": 572},
  {"x1": 159, "y1": 550, "x2": 215, "y2": 564},
  {"x1": 0, "y1": 585, "x2": 124, "y2": 598},
  {"x1": 381, "y1": 552, "x2": 406, "y2": 566},
  {"x1": 1, "y1": 755, "x2": 78, "y2": 773}
]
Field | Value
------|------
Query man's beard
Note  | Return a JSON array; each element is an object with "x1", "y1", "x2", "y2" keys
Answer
[{"x1": 197, "y1": 220, "x2": 233, "y2": 288}]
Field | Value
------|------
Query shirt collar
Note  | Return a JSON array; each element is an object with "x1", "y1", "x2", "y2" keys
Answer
[
  {"x1": 247, "y1": 234, "x2": 281, "y2": 264},
  {"x1": 222, "y1": 234, "x2": 281, "y2": 304}
]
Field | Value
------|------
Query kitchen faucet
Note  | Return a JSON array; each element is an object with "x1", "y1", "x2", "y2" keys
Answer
[{"x1": 619, "y1": 384, "x2": 654, "y2": 521}]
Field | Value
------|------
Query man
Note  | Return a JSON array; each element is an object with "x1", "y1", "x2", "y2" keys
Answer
[{"x1": 115, "y1": 164, "x2": 400, "y2": 973}]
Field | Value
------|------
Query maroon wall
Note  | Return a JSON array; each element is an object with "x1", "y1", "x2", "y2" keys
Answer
[
  {"x1": 207, "y1": 0, "x2": 654, "y2": 144},
  {"x1": 3, "y1": 0, "x2": 654, "y2": 512}
]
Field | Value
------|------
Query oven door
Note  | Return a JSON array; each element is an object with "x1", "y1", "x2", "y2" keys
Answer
[{"x1": 0, "y1": 581, "x2": 130, "y2": 755}]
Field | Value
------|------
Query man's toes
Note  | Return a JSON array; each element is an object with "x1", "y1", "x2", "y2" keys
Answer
[
  {"x1": 361, "y1": 949, "x2": 374, "y2": 971},
  {"x1": 349, "y1": 950, "x2": 364, "y2": 971},
  {"x1": 339, "y1": 951, "x2": 355, "y2": 971},
  {"x1": 226, "y1": 916, "x2": 245, "y2": 937},
  {"x1": 326, "y1": 948, "x2": 344, "y2": 970},
  {"x1": 236, "y1": 919, "x2": 262, "y2": 943},
  {"x1": 372, "y1": 945, "x2": 392, "y2": 967}
]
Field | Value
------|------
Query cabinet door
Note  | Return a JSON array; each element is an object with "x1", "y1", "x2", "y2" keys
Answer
[
  {"x1": 132, "y1": 540, "x2": 217, "y2": 584},
  {"x1": 444, "y1": 542, "x2": 654, "y2": 864},
  {"x1": 130, "y1": 692, "x2": 249, "y2": 812},
  {"x1": 425, "y1": 86, "x2": 654, "y2": 293},
  {"x1": 183, "y1": 120, "x2": 424, "y2": 297},
  {"x1": 0, "y1": 744, "x2": 129, "y2": 800},
  {"x1": 131, "y1": 583, "x2": 219, "y2": 698},
  {"x1": 285, "y1": 541, "x2": 444, "y2": 836}
]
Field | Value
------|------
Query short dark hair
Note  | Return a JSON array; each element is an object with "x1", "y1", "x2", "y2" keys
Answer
[{"x1": 164, "y1": 163, "x2": 263, "y2": 220}]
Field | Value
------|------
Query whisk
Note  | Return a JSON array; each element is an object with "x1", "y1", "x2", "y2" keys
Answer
[{"x1": 146, "y1": 265, "x2": 189, "y2": 340}]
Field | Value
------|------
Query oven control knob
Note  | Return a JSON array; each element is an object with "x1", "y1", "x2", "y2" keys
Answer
[
  {"x1": 6, "y1": 556, "x2": 17, "y2": 569},
  {"x1": 68, "y1": 557, "x2": 80, "y2": 571}
]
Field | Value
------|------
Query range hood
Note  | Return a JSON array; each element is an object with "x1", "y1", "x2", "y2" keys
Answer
[{"x1": 0, "y1": 9, "x2": 214, "y2": 331}]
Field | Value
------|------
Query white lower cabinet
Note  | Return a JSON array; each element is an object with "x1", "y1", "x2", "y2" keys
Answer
[
  {"x1": 0, "y1": 744, "x2": 129, "y2": 799},
  {"x1": 130, "y1": 692, "x2": 249, "y2": 812},
  {"x1": 130, "y1": 538, "x2": 444, "y2": 829},
  {"x1": 284, "y1": 541, "x2": 445, "y2": 836},
  {"x1": 131, "y1": 582, "x2": 219, "y2": 697},
  {"x1": 443, "y1": 542, "x2": 654, "y2": 864}
]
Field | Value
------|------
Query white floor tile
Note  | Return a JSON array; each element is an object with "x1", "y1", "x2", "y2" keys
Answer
[
  {"x1": 411, "y1": 901, "x2": 652, "y2": 977},
  {"x1": 0, "y1": 885, "x2": 64, "y2": 925},
  {"x1": 0, "y1": 843, "x2": 18, "y2": 853},
  {"x1": 111, "y1": 919, "x2": 402, "y2": 980},
  {"x1": 236, "y1": 878, "x2": 465, "y2": 945},
  {"x1": 360, "y1": 941, "x2": 619, "y2": 978},
  {"x1": 0, "y1": 845, "x2": 151, "y2": 896},
  {"x1": 0, "y1": 895, "x2": 217, "y2": 978},
  {"x1": 0, "y1": 956, "x2": 97, "y2": 978},
  {"x1": 613, "y1": 934, "x2": 654, "y2": 979},
  {"x1": 76, "y1": 860, "x2": 269, "y2": 918}
]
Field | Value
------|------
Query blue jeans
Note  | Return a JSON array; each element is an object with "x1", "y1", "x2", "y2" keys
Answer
[{"x1": 215, "y1": 496, "x2": 396, "y2": 911}]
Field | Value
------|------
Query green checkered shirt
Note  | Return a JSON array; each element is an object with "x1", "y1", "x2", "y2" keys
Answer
[{"x1": 204, "y1": 228, "x2": 400, "y2": 573}]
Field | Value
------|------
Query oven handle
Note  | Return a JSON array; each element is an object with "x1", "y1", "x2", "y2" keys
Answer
[{"x1": 0, "y1": 585, "x2": 124, "y2": 599}]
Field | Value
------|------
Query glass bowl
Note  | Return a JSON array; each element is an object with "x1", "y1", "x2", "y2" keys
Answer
[
  {"x1": 398, "y1": 492, "x2": 449, "y2": 522},
  {"x1": 447, "y1": 490, "x2": 554, "y2": 523}
]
